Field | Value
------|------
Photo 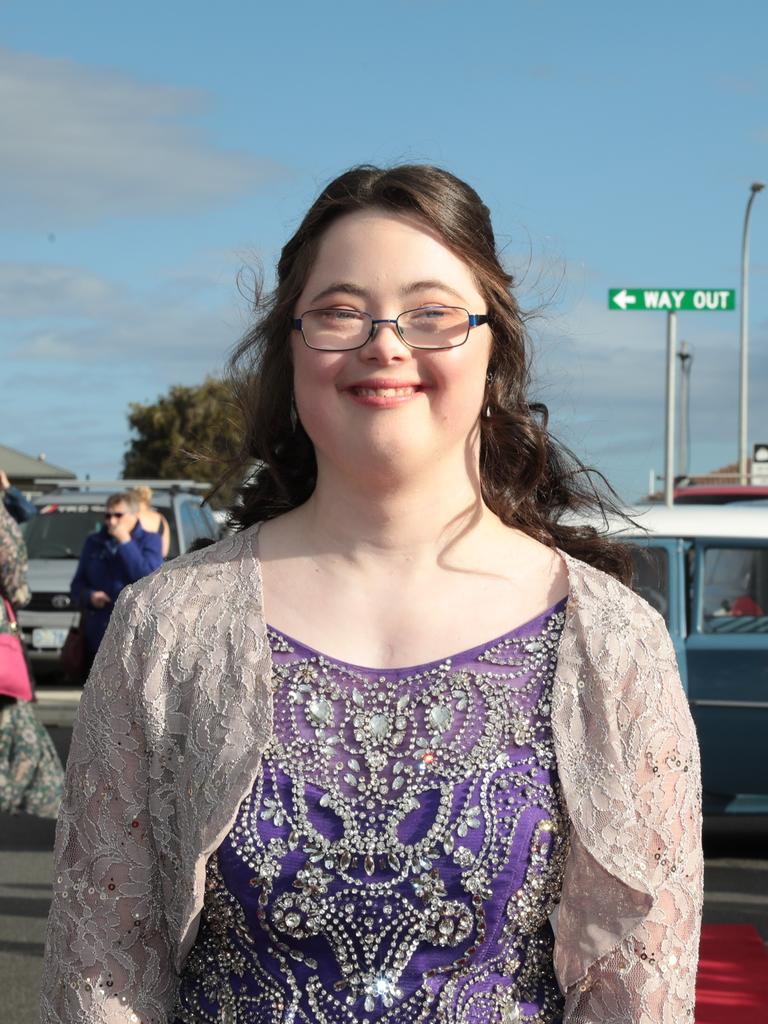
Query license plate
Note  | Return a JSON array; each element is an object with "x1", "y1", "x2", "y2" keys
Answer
[{"x1": 32, "y1": 628, "x2": 70, "y2": 650}]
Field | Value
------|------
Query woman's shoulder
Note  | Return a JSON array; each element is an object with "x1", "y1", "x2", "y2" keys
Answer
[
  {"x1": 558, "y1": 548, "x2": 681, "y2": 709},
  {"x1": 560, "y1": 547, "x2": 667, "y2": 638},
  {"x1": 119, "y1": 525, "x2": 260, "y2": 617},
  {"x1": 139, "y1": 507, "x2": 161, "y2": 527},
  {"x1": 86, "y1": 526, "x2": 267, "y2": 722}
]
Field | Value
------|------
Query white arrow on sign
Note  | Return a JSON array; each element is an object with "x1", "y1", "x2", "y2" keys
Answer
[{"x1": 612, "y1": 288, "x2": 637, "y2": 310}]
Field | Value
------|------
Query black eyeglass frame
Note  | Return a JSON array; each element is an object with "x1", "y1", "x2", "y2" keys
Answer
[{"x1": 292, "y1": 306, "x2": 490, "y2": 352}]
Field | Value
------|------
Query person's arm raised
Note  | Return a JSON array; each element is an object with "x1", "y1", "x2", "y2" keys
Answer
[{"x1": 115, "y1": 529, "x2": 164, "y2": 580}]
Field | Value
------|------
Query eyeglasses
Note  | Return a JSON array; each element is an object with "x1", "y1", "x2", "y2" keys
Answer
[
  {"x1": 292, "y1": 306, "x2": 489, "y2": 352},
  {"x1": 104, "y1": 511, "x2": 125, "y2": 520}
]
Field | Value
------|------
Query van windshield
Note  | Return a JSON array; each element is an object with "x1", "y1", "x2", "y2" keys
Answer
[
  {"x1": 22, "y1": 504, "x2": 178, "y2": 561},
  {"x1": 22, "y1": 506, "x2": 105, "y2": 559}
]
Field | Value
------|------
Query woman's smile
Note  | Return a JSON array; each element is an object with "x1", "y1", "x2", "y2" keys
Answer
[{"x1": 342, "y1": 378, "x2": 430, "y2": 407}]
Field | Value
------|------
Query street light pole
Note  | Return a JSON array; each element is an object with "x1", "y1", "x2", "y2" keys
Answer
[
  {"x1": 738, "y1": 182, "x2": 765, "y2": 484},
  {"x1": 678, "y1": 341, "x2": 693, "y2": 478}
]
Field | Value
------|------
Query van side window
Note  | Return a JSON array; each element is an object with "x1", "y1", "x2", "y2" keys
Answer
[
  {"x1": 178, "y1": 500, "x2": 215, "y2": 550},
  {"x1": 702, "y1": 547, "x2": 768, "y2": 633},
  {"x1": 191, "y1": 503, "x2": 216, "y2": 539},
  {"x1": 179, "y1": 501, "x2": 198, "y2": 547},
  {"x1": 629, "y1": 545, "x2": 669, "y2": 622}
]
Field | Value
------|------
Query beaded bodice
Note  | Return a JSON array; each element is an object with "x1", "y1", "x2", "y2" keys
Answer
[{"x1": 173, "y1": 600, "x2": 569, "y2": 1024}]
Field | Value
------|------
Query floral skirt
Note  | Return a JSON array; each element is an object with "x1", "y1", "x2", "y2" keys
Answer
[{"x1": 0, "y1": 698, "x2": 64, "y2": 819}]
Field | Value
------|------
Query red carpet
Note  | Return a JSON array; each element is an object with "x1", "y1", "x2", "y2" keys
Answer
[{"x1": 696, "y1": 925, "x2": 768, "y2": 1023}]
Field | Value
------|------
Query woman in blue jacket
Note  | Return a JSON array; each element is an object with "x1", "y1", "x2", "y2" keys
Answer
[{"x1": 70, "y1": 490, "x2": 163, "y2": 663}]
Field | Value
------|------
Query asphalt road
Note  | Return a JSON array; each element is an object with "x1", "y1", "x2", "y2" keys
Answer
[{"x1": 2, "y1": 728, "x2": 767, "y2": 1024}]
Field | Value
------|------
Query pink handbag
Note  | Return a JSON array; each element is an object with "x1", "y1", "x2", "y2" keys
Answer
[{"x1": 0, "y1": 597, "x2": 33, "y2": 702}]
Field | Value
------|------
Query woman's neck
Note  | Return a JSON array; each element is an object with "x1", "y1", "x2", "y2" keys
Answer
[{"x1": 288, "y1": 454, "x2": 503, "y2": 572}]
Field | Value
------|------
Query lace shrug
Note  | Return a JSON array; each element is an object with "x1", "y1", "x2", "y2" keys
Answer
[{"x1": 41, "y1": 526, "x2": 703, "y2": 1023}]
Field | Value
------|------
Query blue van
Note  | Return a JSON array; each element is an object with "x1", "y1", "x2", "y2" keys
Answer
[{"x1": 603, "y1": 504, "x2": 768, "y2": 815}]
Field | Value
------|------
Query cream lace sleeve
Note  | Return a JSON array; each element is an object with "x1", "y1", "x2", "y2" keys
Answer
[
  {"x1": 40, "y1": 589, "x2": 178, "y2": 1023},
  {"x1": 564, "y1": 613, "x2": 703, "y2": 1024}
]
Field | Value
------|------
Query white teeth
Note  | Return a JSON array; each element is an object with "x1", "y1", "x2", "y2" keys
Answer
[{"x1": 353, "y1": 387, "x2": 417, "y2": 397}]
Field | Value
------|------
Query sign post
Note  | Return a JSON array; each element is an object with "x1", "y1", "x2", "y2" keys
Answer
[
  {"x1": 664, "y1": 313, "x2": 677, "y2": 507},
  {"x1": 609, "y1": 288, "x2": 736, "y2": 505}
]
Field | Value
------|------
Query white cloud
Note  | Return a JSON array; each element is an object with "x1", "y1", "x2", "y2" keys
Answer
[
  {"x1": 0, "y1": 47, "x2": 285, "y2": 227},
  {"x1": 0, "y1": 258, "x2": 250, "y2": 366},
  {"x1": 0, "y1": 261, "x2": 122, "y2": 317},
  {"x1": 0, "y1": 266, "x2": 247, "y2": 478},
  {"x1": 14, "y1": 303, "x2": 239, "y2": 367}
]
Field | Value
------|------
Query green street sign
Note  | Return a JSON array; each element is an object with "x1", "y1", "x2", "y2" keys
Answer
[{"x1": 609, "y1": 288, "x2": 736, "y2": 311}]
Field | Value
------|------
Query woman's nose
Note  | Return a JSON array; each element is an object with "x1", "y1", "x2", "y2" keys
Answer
[{"x1": 360, "y1": 320, "x2": 410, "y2": 362}]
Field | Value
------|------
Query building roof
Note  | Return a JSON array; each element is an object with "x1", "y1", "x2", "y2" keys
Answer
[
  {"x1": 0, "y1": 443, "x2": 76, "y2": 481},
  {"x1": 681, "y1": 462, "x2": 750, "y2": 485}
]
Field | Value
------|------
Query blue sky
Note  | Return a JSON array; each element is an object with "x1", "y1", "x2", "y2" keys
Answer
[{"x1": 1, "y1": 0, "x2": 766, "y2": 502}]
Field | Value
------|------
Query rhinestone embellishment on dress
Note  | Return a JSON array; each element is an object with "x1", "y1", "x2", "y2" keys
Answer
[{"x1": 173, "y1": 604, "x2": 569, "y2": 1024}]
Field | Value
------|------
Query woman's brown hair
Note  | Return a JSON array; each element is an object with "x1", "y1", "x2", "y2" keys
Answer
[{"x1": 226, "y1": 164, "x2": 632, "y2": 582}]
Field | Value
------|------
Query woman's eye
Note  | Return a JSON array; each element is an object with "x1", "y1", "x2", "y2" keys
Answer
[
  {"x1": 321, "y1": 309, "x2": 362, "y2": 322},
  {"x1": 411, "y1": 307, "x2": 450, "y2": 321}
]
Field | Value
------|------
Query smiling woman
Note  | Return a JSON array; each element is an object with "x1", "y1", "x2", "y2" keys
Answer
[
  {"x1": 41, "y1": 166, "x2": 703, "y2": 1024},
  {"x1": 227, "y1": 166, "x2": 635, "y2": 576}
]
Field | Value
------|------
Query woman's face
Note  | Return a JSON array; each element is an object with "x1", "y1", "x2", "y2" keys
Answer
[{"x1": 291, "y1": 210, "x2": 493, "y2": 483}]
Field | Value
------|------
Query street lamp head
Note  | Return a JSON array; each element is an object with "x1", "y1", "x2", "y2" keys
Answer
[{"x1": 751, "y1": 182, "x2": 765, "y2": 193}]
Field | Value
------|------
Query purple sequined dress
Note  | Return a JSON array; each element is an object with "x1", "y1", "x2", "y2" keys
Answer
[{"x1": 173, "y1": 599, "x2": 569, "y2": 1024}]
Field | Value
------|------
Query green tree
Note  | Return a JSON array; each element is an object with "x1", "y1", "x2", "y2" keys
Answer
[{"x1": 122, "y1": 377, "x2": 243, "y2": 506}]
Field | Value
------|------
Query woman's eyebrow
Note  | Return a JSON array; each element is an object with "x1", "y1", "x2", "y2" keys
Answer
[
  {"x1": 309, "y1": 282, "x2": 369, "y2": 305},
  {"x1": 308, "y1": 279, "x2": 467, "y2": 306},
  {"x1": 402, "y1": 279, "x2": 466, "y2": 302}
]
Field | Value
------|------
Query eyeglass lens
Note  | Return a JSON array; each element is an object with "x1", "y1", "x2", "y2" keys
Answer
[
  {"x1": 104, "y1": 512, "x2": 124, "y2": 519},
  {"x1": 301, "y1": 307, "x2": 471, "y2": 350}
]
